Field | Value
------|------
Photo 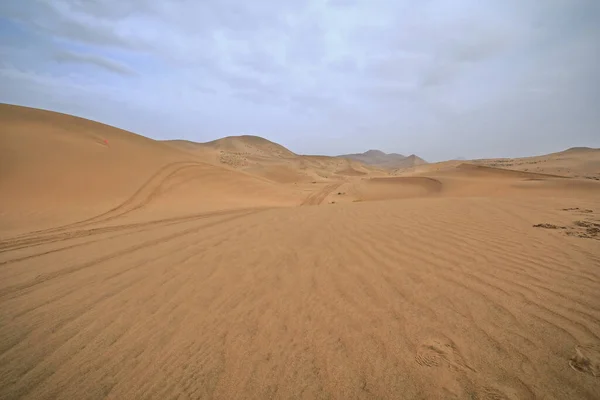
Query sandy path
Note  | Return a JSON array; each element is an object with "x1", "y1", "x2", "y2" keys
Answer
[{"x1": 1, "y1": 197, "x2": 599, "y2": 399}]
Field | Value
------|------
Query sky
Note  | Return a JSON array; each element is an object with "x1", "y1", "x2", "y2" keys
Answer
[{"x1": 1, "y1": 0, "x2": 598, "y2": 161}]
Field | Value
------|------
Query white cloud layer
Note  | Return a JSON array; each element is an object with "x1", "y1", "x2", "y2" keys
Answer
[{"x1": 1, "y1": 0, "x2": 598, "y2": 160}]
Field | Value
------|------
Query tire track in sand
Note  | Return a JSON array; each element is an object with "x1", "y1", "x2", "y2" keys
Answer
[
  {"x1": 5, "y1": 161, "x2": 206, "y2": 240},
  {"x1": 0, "y1": 207, "x2": 268, "y2": 257},
  {"x1": 300, "y1": 182, "x2": 342, "y2": 206},
  {"x1": 0, "y1": 209, "x2": 265, "y2": 299}
]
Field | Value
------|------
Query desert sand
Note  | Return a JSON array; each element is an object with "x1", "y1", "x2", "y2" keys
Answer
[{"x1": 1, "y1": 104, "x2": 600, "y2": 399}]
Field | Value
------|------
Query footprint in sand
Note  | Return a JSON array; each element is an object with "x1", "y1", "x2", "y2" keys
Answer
[
  {"x1": 415, "y1": 336, "x2": 536, "y2": 400},
  {"x1": 569, "y1": 344, "x2": 600, "y2": 377},
  {"x1": 476, "y1": 380, "x2": 536, "y2": 400},
  {"x1": 478, "y1": 386, "x2": 512, "y2": 400},
  {"x1": 415, "y1": 336, "x2": 475, "y2": 372}
]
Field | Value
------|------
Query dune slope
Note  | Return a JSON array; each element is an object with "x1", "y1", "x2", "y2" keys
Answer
[
  {"x1": 0, "y1": 105, "x2": 300, "y2": 234},
  {"x1": 165, "y1": 137, "x2": 383, "y2": 184},
  {"x1": 473, "y1": 147, "x2": 600, "y2": 179}
]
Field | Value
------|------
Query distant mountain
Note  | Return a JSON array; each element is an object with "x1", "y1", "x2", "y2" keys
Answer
[
  {"x1": 561, "y1": 147, "x2": 599, "y2": 153},
  {"x1": 393, "y1": 154, "x2": 428, "y2": 169},
  {"x1": 338, "y1": 149, "x2": 426, "y2": 169}
]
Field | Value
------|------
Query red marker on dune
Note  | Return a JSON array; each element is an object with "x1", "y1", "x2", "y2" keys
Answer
[{"x1": 103, "y1": 138, "x2": 110, "y2": 147}]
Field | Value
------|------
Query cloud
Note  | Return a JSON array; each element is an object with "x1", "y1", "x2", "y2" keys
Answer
[
  {"x1": 1, "y1": 0, "x2": 599, "y2": 161},
  {"x1": 327, "y1": 0, "x2": 358, "y2": 7},
  {"x1": 420, "y1": 61, "x2": 458, "y2": 88},
  {"x1": 328, "y1": 55, "x2": 358, "y2": 74},
  {"x1": 53, "y1": 50, "x2": 136, "y2": 76},
  {"x1": 234, "y1": 49, "x2": 285, "y2": 75},
  {"x1": 1, "y1": 1, "x2": 141, "y2": 49}
]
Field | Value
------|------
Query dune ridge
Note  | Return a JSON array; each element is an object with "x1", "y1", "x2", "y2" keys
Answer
[{"x1": 471, "y1": 148, "x2": 600, "y2": 180}]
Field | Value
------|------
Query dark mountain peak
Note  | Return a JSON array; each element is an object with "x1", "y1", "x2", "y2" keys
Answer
[
  {"x1": 363, "y1": 149, "x2": 386, "y2": 156},
  {"x1": 338, "y1": 148, "x2": 425, "y2": 169}
]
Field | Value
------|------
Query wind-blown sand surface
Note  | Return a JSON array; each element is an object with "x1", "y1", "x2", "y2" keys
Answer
[{"x1": 1, "y1": 104, "x2": 600, "y2": 399}]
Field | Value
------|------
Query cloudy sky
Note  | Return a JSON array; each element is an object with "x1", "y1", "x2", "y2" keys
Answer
[{"x1": 1, "y1": 0, "x2": 598, "y2": 161}]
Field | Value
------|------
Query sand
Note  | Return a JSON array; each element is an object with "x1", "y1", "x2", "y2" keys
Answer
[
  {"x1": 472, "y1": 148, "x2": 600, "y2": 180},
  {"x1": 1, "y1": 104, "x2": 600, "y2": 399}
]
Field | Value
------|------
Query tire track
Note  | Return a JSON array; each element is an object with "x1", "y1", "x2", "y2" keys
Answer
[
  {"x1": 6, "y1": 161, "x2": 206, "y2": 240},
  {"x1": 0, "y1": 226, "x2": 234, "y2": 396},
  {"x1": 300, "y1": 182, "x2": 342, "y2": 206},
  {"x1": 1, "y1": 207, "x2": 266, "y2": 364},
  {"x1": 0, "y1": 207, "x2": 268, "y2": 257},
  {"x1": 0, "y1": 216, "x2": 259, "y2": 388},
  {"x1": 0, "y1": 209, "x2": 265, "y2": 299}
]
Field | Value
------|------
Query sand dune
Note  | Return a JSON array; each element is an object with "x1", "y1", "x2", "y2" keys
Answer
[
  {"x1": 351, "y1": 177, "x2": 443, "y2": 201},
  {"x1": 0, "y1": 105, "x2": 300, "y2": 235},
  {"x1": 1, "y1": 105, "x2": 600, "y2": 399},
  {"x1": 335, "y1": 164, "x2": 600, "y2": 203},
  {"x1": 165, "y1": 136, "x2": 380, "y2": 185},
  {"x1": 472, "y1": 147, "x2": 600, "y2": 180},
  {"x1": 201, "y1": 135, "x2": 296, "y2": 158}
]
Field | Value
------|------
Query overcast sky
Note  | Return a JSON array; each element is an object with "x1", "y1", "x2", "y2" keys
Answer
[{"x1": 1, "y1": 0, "x2": 598, "y2": 161}]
